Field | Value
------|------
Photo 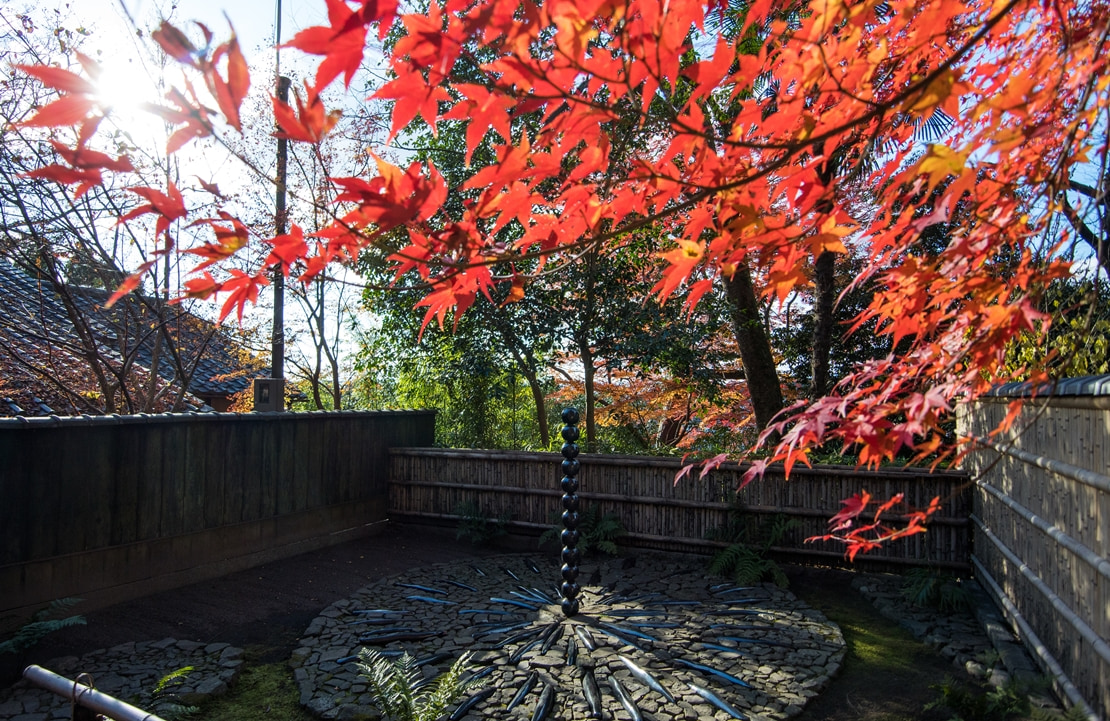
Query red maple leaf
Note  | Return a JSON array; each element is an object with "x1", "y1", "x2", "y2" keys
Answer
[
  {"x1": 828, "y1": 492, "x2": 871, "y2": 532},
  {"x1": 284, "y1": 0, "x2": 369, "y2": 89},
  {"x1": 441, "y1": 83, "x2": 515, "y2": 164},
  {"x1": 120, "y1": 182, "x2": 187, "y2": 237},
  {"x1": 375, "y1": 68, "x2": 452, "y2": 140},
  {"x1": 272, "y1": 81, "x2": 342, "y2": 143}
]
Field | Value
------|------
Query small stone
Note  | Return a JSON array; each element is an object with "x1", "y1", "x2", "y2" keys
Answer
[
  {"x1": 898, "y1": 618, "x2": 930, "y2": 637},
  {"x1": 308, "y1": 696, "x2": 337, "y2": 715},
  {"x1": 0, "y1": 699, "x2": 25, "y2": 716},
  {"x1": 205, "y1": 642, "x2": 230, "y2": 654},
  {"x1": 198, "y1": 677, "x2": 229, "y2": 697},
  {"x1": 337, "y1": 704, "x2": 373, "y2": 721},
  {"x1": 964, "y1": 660, "x2": 988, "y2": 679},
  {"x1": 93, "y1": 673, "x2": 126, "y2": 692},
  {"x1": 988, "y1": 668, "x2": 1011, "y2": 688}
]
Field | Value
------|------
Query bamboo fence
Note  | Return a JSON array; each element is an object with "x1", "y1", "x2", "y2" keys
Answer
[
  {"x1": 960, "y1": 384, "x2": 1110, "y2": 721},
  {"x1": 388, "y1": 448, "x2": 972, "y2": 570}
]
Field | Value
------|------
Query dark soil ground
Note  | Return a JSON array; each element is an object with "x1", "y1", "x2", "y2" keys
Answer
[{"x1": 8, "y1": 524, "x2": 964, "y2": 720}]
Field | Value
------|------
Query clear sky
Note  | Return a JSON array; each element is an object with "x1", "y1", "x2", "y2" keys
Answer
[
  {"x1": 74, "y1": 0, "x2": 327, "y2": 58},
  {"x1": 68, "y1": 0, "x2": 331, "y2": 109}
]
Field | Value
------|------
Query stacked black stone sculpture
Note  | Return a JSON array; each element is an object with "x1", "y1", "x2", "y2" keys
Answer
[{"x1": 559, "y1": 407, "x2": 581, "y2": 617}]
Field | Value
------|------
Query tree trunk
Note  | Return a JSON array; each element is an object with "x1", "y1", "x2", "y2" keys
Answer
[
  {"x1": 579, "y1": 337, "x2": 597, "y2": 452},
  {"x1": 810, "y1": 249, "x2": 836, "y2": 398},
  {"x1": 723, "y1": 263, "x2": 784, "y2": 432},
  {"x1": 523, "y1": 366, "x2": 550, "y2": 448},
  {"x1": 329, "y1": 354, "x2": 342, "y2": 409}
]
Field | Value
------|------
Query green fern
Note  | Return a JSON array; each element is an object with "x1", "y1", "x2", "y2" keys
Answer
[
  {"x1": 902, "y1": 568, "x2": 972, "y2": 613},
  {"x1": 153, "y1": 666, "x2": 195, "y2": 695},
  {"x1": 0, "y1": 598, "x2": 85, "y2": 655},
  {"x1": 706, "y1": 507, "x2": 798, "y2": 588},
  {"x1": 926, "y1": 675, "x2": 1031, "y2": 721},
  {"x1": 358, "y1": 649, "x2": 483, "y2": 721},
  {"x1": 454, "y1": 501, "x2": 509, "y2": 547},
  {"x1": 539, "y1": 506, "x2": 626, "y2": 557},
  {"x1": 133, "y1": 666, "x2": 199, "y2": 720},
  {"x1": 708, "y1": 542, "x2": 789, "y2": 587}
]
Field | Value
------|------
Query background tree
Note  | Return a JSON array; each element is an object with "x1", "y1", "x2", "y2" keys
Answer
[{"x1": 0, "y1": 7, "x2": 253, "y2": 414}]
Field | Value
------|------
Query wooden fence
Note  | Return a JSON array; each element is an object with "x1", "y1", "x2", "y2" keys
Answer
[
  {"x1": 0, "y1": 410, "x2": 434, "y2": 618},
  {"x1": 959, "y1": 380, "x2": 1109, "y2": 721},
  {"x1": 388, "y1": 448, "x2": 972, "y2": 570}
]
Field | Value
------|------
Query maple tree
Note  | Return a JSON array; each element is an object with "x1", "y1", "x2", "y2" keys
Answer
[{"x1": 13, "y1": 0, "x2": 1110, "y2": 555}]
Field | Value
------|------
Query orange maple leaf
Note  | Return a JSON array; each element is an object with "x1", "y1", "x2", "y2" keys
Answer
[{"x1": 653, "y1": 240, "x2": 703, "y2": 301}]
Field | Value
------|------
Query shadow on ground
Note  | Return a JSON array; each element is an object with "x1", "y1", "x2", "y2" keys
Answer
[{"x1": 8, "y1": 525, "x2": 969, "y2": 720}]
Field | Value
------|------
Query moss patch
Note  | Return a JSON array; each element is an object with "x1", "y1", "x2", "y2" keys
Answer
[
  {"x1": 787, "y1": 568, "x2": 956, "y2": 721},
  {"x1": 200, "y1": 648, "x2": 314, "y2": 721}
]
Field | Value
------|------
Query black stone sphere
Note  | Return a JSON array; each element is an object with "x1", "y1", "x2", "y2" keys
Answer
[{"x1": 561, "y1": 528, "x2": 580, "y2": 547}]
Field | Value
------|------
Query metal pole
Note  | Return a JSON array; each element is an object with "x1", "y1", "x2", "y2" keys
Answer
[
  {"x1": 271, "y1": 0, "x2": 288, "y2": 409},
  {"x1": 23, "y1": 665, "x2": 167, "y2": 721},
  {"x1": 272, "y1": 74, "x2": 290, "y2": 409}
]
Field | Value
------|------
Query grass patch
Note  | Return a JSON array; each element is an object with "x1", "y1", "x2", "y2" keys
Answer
[{"x1": 199, "y1": 649, "x2": 313, "y2": 721}]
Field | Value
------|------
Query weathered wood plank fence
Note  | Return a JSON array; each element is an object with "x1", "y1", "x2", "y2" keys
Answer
[
  {"x1": 959, "y1": 378, "x2": 1110, "y2": 721},
  {"x1": 388, "y1": 448, "x2": 972, "y2": 570},
  {"x1": 0, "y1": 411, "x2": 434, "y2": 618}
]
